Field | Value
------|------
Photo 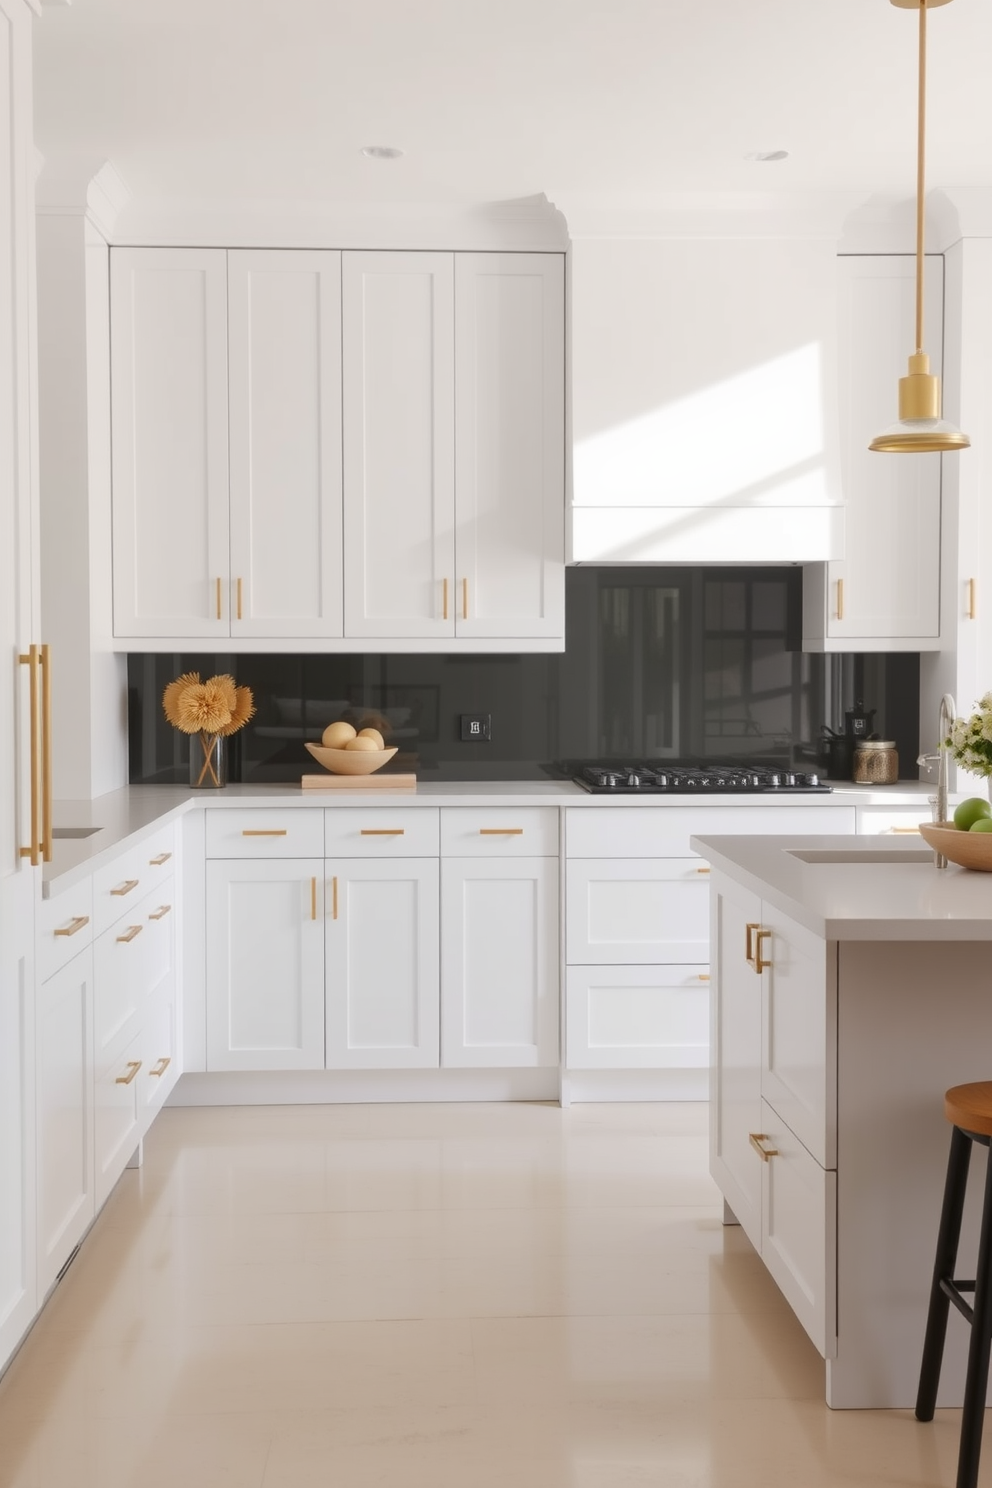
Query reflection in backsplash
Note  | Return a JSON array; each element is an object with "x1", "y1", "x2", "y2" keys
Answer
[{"x1": 127, "y1": 567, "x2": 920, "y2": 784}]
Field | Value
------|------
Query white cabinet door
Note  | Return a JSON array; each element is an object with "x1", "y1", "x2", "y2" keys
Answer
[
  {"x1": 709, "y1": 872, "x2": 763, "y2": 1254},
  {"x1": 760, "y1": 903, "x2": 834, "y2": 1168},
  {"x1": 454, "y1": 254, "x2": 564, "y2": 641},
  {"x1": 325, "y1": 858, "x2": 439, "y2": 1069},
  {"x1": 759, "y1": 1098, "x2": 837, "y2": 1358},
  {"x1": 228, "y1": 250, "x2": 343, "y2": 639},
  {"x1": 342, "y1": 251, "x2": 455, "y2": 639},
  {"x1": 35, "y1": 950, "x2": 94, "y2": 1297},
  {"x1": 566, "y1": 964, "x2": 709, "y2": 1070},
  {"x1": 441, "y1": 857, "x2": 559, "y2": 1068},
  {"x1": 206, "y1": 859, "x2": 325, "y2": 1071},
  {"x1": 111, "y1": 247, "x2": 230, "y2": 637},
  {"x1": 566, "y1": 858, "x2": 710, "y2": 964},
  {"x1": 805, "y1": 255, "x2": 943, "y2": 650}
]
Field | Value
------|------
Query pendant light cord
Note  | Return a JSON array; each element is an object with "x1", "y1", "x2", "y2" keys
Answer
[{"x1": 916, "y1": 0, "x2": 927, "y2": 355}]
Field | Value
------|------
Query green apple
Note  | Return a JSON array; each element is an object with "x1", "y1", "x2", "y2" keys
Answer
[
  {"x1": 954, "y1": 796, "x2": 992, "y2": 831},
  {"x1": 969, "y1": 817, "x2": 992, "y2": 833}
]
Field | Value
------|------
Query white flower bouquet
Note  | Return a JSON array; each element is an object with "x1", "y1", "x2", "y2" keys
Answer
[{"x1": 944, "y1": 693, "x2": 992, "y2": 779}]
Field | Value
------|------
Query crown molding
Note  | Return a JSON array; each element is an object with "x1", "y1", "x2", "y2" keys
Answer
[
  {"x1": 35, "y1": 158, "x2": 131, "y2": 240},
  {"x1": 557, "y1": 191, "x2": 863, "y2": 242}
]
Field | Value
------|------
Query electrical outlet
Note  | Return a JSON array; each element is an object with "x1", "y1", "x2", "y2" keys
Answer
[{"x1": 460, "y1": 713, "x2": 492, "y2": 742}]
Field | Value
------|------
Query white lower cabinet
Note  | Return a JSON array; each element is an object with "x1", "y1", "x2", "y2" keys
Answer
[
  {"x1": 325, "y1": 858, "x2": 439, "y2": 1069},
  {"x1": 206, "y1": 859, "x2": 325, "y2": 1072},
  {"x1": 566, "y1": 964, "x2": 709, "y2": 1070},
  {"x1": 441, "y1": 857, "x2": 559, "y2": 1068},
  {"x1": 35, "y1": 948, "x2": 94, "y2": 1297},
  {"x1": 566, "y1": 858, "x2": 709, "y2": 964},
  {"x1": 93, "y1": 1029, "x2": 144, "y2": 1210}
]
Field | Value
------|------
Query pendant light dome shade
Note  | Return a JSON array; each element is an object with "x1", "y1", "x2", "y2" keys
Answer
[{"x1": 870, "y1": 0, "x2": 969, "y2": 454}]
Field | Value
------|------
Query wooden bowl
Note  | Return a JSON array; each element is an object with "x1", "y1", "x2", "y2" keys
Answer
[
  {"x1": 919, "y1": 821, "x2": 992, "y2": 872},
  {"x1": 305, "y1": 742, "x2": 398, "y2": 776}
]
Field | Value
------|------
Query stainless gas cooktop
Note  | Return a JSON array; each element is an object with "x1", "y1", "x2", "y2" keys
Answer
[{"x1": 573, "y1": 763, "x2": 831, "y2": 794}]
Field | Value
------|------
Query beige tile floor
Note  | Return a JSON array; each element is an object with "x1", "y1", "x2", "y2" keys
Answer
[{"x1": 0, "y1": 1101, "x2": 977, "y2": 1487}]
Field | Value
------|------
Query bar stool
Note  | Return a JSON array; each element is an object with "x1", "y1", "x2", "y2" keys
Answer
[{"x1": 917, "y1": 1081, "x2": 992, "y2": 1488}]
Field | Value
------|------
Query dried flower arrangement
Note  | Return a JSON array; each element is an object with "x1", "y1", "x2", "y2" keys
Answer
[{"x1": 162, "y1": 672, "x2": 255, "y2": 787}]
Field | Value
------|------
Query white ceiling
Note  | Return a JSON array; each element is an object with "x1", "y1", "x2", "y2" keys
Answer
[{"x1": 32, "y1": 0, "x2": 992, "y2": 215}]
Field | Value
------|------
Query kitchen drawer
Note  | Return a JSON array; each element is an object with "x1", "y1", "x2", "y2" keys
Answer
[
  {"x1": 566, "y1": 964, "x2": 710, "y2": 1069},
  {"x1": 92, "y1": 824, "x2": 177, "y2": 935},
  {"x1": 141, "y1": 993, "x2": 179, "y2": 1121},
  {"x1": 94, "y1": 1029, "x2": 143, "y2": 1209},
  {"x1": 759, "y1": 1098, "x2": 836, "y2": 1359},
  {"x1": 324, "y1": 807, "x2": 439, "y2": 858},
  {"x1": 566, "y1": 858, "x2": 711, "y2": 964},
  {"x1": 93, "y1": 878, "x2": 175, "y2": 1074},
  {"x1": 441, "y1": 807, "x2": 558, "y2": 857},
  {"x1": 566, "y1": 804, "x2": 856, "y2": 859},
  {"x1": 38, "y1": 876, "x2": 94, "y2": 983},
  {"x1": 205, "y1": 808, "x2": 324, "y2": 858},
  {"x1": 855, "y1": 806, "x2": 929, "y2": 836}
]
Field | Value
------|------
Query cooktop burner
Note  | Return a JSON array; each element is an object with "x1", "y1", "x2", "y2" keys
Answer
[{"x1": 574, "y1": 763, "x2": 830, "y2": 794}]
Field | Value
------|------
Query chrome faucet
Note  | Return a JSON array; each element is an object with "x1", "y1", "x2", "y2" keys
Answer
[{"x1": 917, "y1": 692, "x2": 956, "y2": 868}]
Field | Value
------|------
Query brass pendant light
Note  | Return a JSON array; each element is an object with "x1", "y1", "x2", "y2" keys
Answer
[{"x1": 870, "y1": 0, "x2": 969, "y2": 454}]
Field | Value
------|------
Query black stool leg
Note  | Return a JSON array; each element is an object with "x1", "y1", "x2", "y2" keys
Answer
[
  {"x1": 917, "y1": 1125, "x2": 973, "y2": 1422},
  {"x1": 956, "y1": 1143, "x2": 992, "y2": 1488}
]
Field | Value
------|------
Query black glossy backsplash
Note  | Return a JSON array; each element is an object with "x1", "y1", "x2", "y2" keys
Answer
[{"x1": 127, "y1": 567, "x2": 920, "y2": 784}]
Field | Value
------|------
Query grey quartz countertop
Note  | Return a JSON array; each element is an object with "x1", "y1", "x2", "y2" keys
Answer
[{"x1": 42, "y1": 777, "x2": 944, "y2": 896}]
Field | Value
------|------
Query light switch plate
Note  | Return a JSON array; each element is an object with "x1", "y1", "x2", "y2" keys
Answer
[{"x1": 460, "y1": 713, "x2": 492, "y2": 742}]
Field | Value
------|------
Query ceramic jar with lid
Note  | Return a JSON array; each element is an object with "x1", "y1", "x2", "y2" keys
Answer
[{"x1": 852, "y1": 739, "x2": 899, "y2": 785}]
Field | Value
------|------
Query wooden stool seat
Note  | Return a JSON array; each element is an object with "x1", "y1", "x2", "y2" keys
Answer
[{"x1": 946, "y1": 1083, "x2": 992, "y2": 1139}]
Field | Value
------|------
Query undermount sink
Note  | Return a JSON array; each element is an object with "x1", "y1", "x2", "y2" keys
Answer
[
  {"x1": 51, "y1": 825, "x2": 103, "y2": 840},
  {"x1": 787, "y1": 847, "x2": 932, "y2": 865}
]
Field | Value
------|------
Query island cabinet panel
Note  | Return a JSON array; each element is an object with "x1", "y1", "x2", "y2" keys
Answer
[{"x1": 760, "y1": 903, "x2": 835, "y2": 1169}]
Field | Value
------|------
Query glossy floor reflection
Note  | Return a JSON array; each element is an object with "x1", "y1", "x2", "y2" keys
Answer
[{"x1": 0, "y1": 1102, "x2": 974, "y2": 1487}]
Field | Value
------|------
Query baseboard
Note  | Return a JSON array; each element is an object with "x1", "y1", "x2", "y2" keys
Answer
[
  {"x1": 168, "y1": 1067, "x2": 561, "y2": 1106},
  {"x1": 561, "y1": 1068, "x2": 709, "y2": 1103}
]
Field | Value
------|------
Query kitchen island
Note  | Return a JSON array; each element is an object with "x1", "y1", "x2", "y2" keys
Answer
[{"x1": 692, "y1": 831, "x2": 992, "y2": 1410}]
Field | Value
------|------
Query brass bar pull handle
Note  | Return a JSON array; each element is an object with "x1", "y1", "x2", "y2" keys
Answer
[
  {"x1": 745, "y1": 922, "x2": 759, "y2": 966},
  {"x1": 754, "y1": 927, "x2": 772, "y2": 973},
  {"x1": 360, "y1": 829, "x2": 405, "y2": 836},
  {"x1": 836, "y1": 577, "x2": 844, "y2": 621},
  {"x1": 749, "y1": 1132, "x2": 779, "y2": 1163},
  {"x1": 149, "y1": 852, "x2": 172, "y2": 866},
  {"x1": 332, "y1": 875, "x2": 338, "y2": 920},
  {"x1": 54, "y1": 916, "x2": 90, "y2": 938},
  {"x1": 116, "y1": 1060, "x2": 142, "y2": 1086},
  {"x1": 888, "y1": 826, "x2": 921, "y2": 835},
  {"x1": 479, "y1": 828, "x2": 524, "y2": 836},
  {"x1": 696, "y1": 866, "x2": 711, "y2": 874},
  {"x1": 18, "y1": 645, "x2": 40, "y2": 864},
  {"x1": 462, "y1": 577, "x2": 468, "y2": 620},
  {"x1": 237, "y1": 577, "x2": 243, "y2": 621},
  {"x1": 117, "y1": 924, "x2": 143, "y2": 944},
  {"x1": 216, "y1": 577, "x2": 222, "y2": 620},
  {"x1": 41, "y1": 644, "x2": 52, "y2": 862},
  {"x1": 697, "y1": 973, "x2": 711, "y2": 982},
  {"x1": 148, "y1": 905, "x2": 172, "y2": 920},
  {"x1": 968, "y1": 578, "x2": 977, "y2": 620},
  {"x1": 242, "y1": 829, "x2": 288, "y2": 837},
  {"x1": 311, "y1": 876, "x2": 318, "y2": 921},
  {"x1": 442, "y1": 578, "x2": 449, "y2": 620},
  {"x1": 149, "y1": 1057, "x2": 171, "y2": 1078},
  {"x1": 111, "y1": 879, "x2": 140, "y2": 896}
]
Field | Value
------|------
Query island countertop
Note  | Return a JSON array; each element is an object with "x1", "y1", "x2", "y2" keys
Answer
[{"x1": 690, "y1": 831, "x2": 992, "y2": 941}]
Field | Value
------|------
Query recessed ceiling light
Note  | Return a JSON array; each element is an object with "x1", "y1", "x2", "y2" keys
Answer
[
  {"x1": 361, "y1": 145, "x2": 404, "y2": 161},
  {"x1": 745, "y1": 150, "x2": 790, "y2": 163}
]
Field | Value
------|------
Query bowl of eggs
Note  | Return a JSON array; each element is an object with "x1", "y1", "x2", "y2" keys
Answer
[{"x1": 305, "y1": 721, "x2": 398, "y2": 776}]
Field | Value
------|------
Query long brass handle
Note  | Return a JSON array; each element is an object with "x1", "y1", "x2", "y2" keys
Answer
[
  {"x1": 148, "y1": 904, "x2": 172, "y2": 920},
  {"x1": 41, "y1": 643, "x2": 52, "y2": 862},
  {"x1": 754, "y1": 927, "x2": 772, "y2": 973},
  {"x1": 749, "y1": 1132, "x2": 779, "y2": 1162},
  {"x1": 462, "y1": 577, "x2": 468, "y2": 620},
  {"x1": 745, "y1": 921, "x2": 759, "y2": 966},
  {"x1": 968, "y1": 578, "x2": 977, "y2": 620},
  {"x1": 360, "y1": 828, "x2": 405, "y2": 836},
  {"x1": 311, "y1": 876, "x2": 318, "y2": 921},
  {"x1": 111, "y1": 879, "x2": 140, "y2": 896},
  {"x1": 242, "y1": 829, "x2": 288, "y2": 837},
  {"x1": 216, "y1": 577, "x2": 222, "y2": 620},
  {"x1": 18, "y1": 645, "x2": 39, "y2": 864},
  {"x1": 332, "y1": 875, "x2": 338, "y2": 920},
  {"x1": 54, "y1": 915, "x2": 90, "y2": 938},
  {"x1": 116, "y1": 1060, "x2": 142, "y2": 1086},
  {"x1": 836, "y1": 577, "x2": 844, "y2": 621},
  {"x1": 696, "y1": 866, "x2": 710, "y2": 874},
  {"x1": 697, "y1": 973, "x2": 711, "y2": 982},
  {"x1": 479, "y1": 828, "x2": 524, "y2": 836},
  {"x1": 149, "y1": 852, "x2": 172, "y2": 866},
  {"x1": 888, "y1": 826, "x2": 921, "y2": 834},
  {"x1": 117, "y1": 924, "x2": 143, "y2": 943},
  {"x1": 149, "y1": 1057, "x2": 171, "y2": 1078},
  {"x1": 237, "y1": 577, "x2": 243, "y2": 621},
  {"x1": 442, "y1": 577, "x2": 449, "y2": 621}
]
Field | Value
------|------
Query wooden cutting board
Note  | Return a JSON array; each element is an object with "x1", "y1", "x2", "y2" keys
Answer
[{"x1": 301, "y1": 773, "x2": 417, "y2": 790}]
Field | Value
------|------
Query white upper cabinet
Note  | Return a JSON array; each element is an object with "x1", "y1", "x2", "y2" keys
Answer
[
  {"x1": 454, "y1": 254, "x2": 564, "y2": 640},
  {"x1": 342, "y1": 251, "x2": 456, "y2": 640},
  {"x1": 803, "y1": 255, "x2": 943, "y2": 652},
  {"x1": 111, "y1": 248, "x2": 230, "y2": 638},
  {"x1": 228, "y1": 250, "x2": 343, "y2": 639}
]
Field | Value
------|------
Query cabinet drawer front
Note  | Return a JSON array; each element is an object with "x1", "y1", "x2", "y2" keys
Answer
[
  {"x1": 566, "y1": 965, "x2": 709, "y2": 1070},
  {"x1": 324, "y1": 807, "x2": 439, "y2": 857},
  {"x1": 205, "y1": 809, "x2": 324, "y2": 858},
  {"x1": 566, "y1": 804, "x2": 856, "y2": 859},
  {"x1": 94, "y1": 1034, "x2": 142, "y2": 1209},
  {"x1": 567, "y1": 858, "x2": 710, "y2": 964},
  {"x1": 38, "y1": 877, "x2": 94, "y2": 984},
  {"x1": 855, "y1": 807, "x2": 928, "y2": 836},
  {"x1": 759, "y1": 1099, "x2": 837, "y2": 1359},
  {"x1": 441, "y1": 807, "x2": 557, "y2": 857},
  {"x1": 760, "y1": 905, "x2": 833, "y2": 1169},
  {"x1": 141, "y1": 994, "x2": 179, "y2": 1122},
  {"x1": 93, "y1": 879, "x2": 175, "y2": 1074},
  {"x1": 92, "y1": 824, "x2": 177, "y2": 935}
]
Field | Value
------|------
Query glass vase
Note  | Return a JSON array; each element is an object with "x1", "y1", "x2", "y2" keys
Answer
[{"x1": 189, "y1": 731, "x2": 227, "y2": 789}]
